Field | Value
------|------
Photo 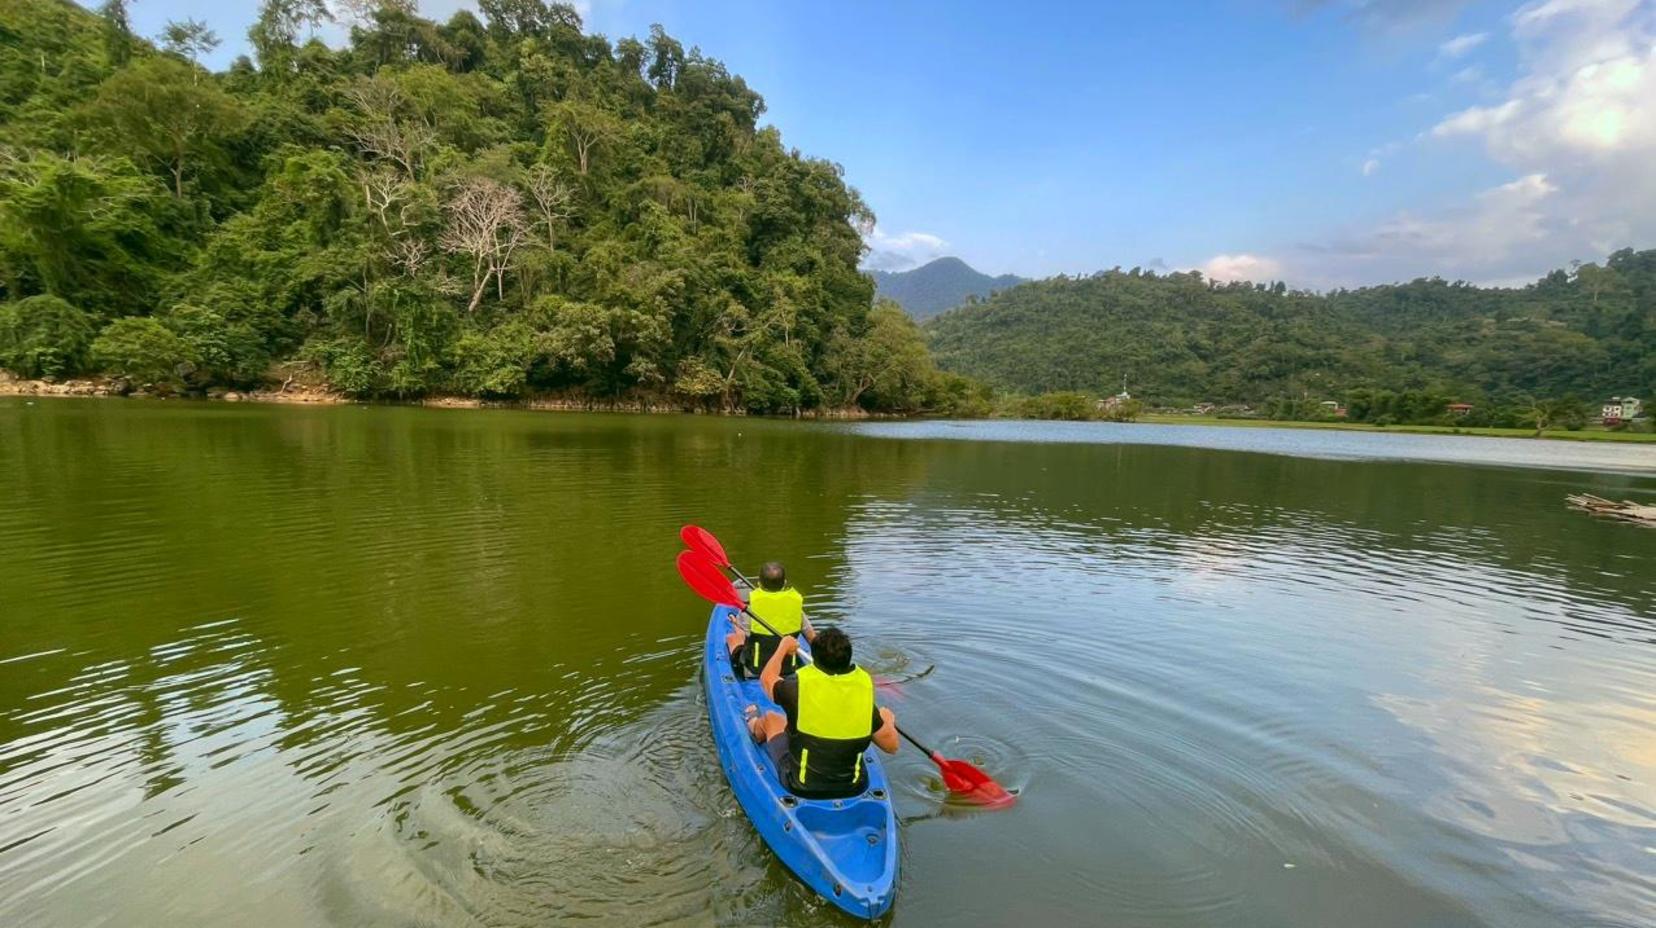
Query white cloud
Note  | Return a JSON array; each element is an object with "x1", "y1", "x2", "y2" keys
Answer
[
  {"x1": 1288, "y1": 0, "x2": 1656, "y2": 287},
  {"x1": 1362, "y1": 157, "x2": 1381, "y2": 175},
  {"x1": 862, "y1": 226, "x2": 950, "y2": 271},
  {"x1": 1438, "y1": 31, "x2": 1489, "y2": 58},
  {"x1": 1431, "y1": 3, "x2": 1656, "y2": 164},
  {"x1": 1201, "y1": 253, "x2": 1284, "y2": 282}
]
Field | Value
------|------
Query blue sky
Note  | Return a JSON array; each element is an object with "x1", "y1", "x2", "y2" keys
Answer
[{"x1": 123, "y1": 0, "x2": 1656, "y2": 288}]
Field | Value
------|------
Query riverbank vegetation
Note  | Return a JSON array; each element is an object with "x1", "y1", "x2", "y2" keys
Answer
[
  {"x1": 0, "y1": 0, "x2": 977, "y2": 415},
  {"x1": 927, "y1": 253, "x2": 1656, "y2": 416}
]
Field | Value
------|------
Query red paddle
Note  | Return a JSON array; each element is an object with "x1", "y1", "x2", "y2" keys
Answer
[
  {"x1": 675, "y1": 547, "x2": 1015, "y2": 808},
  {"x1": 680, "y1": 524, "x2": 755, "y2": 587}
]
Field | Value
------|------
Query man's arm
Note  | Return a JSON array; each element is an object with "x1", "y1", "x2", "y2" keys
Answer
[
  {"x1": 872, "y1": 706, "x2": 898, "y2": 754},
  {"x1": 759, "y1": 634, "x2": 799, "y2": 702},
  {"x1": 801, "y1": 614, "x2": 816, "y2": 642}
]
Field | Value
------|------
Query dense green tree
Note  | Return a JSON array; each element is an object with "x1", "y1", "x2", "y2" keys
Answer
[
  {"x1": 0, "y1": 151, "x2": 175, "y2": 314},
  {"x1": 91, "y1": 316, "x2": 194, "y2": 384},
  {"x1": 84, "y1": 57, "x2": 247, "y2": 198},
  {"x1": 97, "y1": 0, "x2": 134, "y2": 66},
  {"x1": 158, "y1": 19, "x2": 221, "y2": 66},
  {"x1": 0, "y1": 294, "x2": 95, "y2": 378}
]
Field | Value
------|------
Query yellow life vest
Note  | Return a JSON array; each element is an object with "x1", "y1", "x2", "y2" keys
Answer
[
  {"x1": 747, "y1": 586, "x2": 803, "y2": 637},
  {"x1": 789, "y1": 663, "x2": 876, "y2": 795}
]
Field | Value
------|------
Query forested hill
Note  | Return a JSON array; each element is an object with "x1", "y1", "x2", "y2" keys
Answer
[
  {"x1": 926, "y1": 251, "x2": 1656, "y2": 405},
  {"x1": 0, "y1": 0, "x2": 972, "y2": 414},
  {"x1": 870, "y1": 257, "x2": 1026, "y2": 320}
]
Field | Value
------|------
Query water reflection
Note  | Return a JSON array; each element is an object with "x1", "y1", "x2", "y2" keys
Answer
[{"x1": 2, "y1": 400, "x2": 1653, "y2": 927}]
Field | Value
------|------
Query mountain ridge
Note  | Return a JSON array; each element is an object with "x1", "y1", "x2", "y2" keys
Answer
[{"x1": 869, "y1": 257, "x2": 1027, "y2": 320}]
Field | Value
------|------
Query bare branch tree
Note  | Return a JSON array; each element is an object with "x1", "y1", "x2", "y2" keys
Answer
[
  {"x1": 344, "y1": 80, "x2": 435, "y2": 181},
  {"x1": 391, "y1": 237, "x2": 430, "y2": 277},
  {"x1": 360, "y1": 167, "x2": 408, "y2": 233},
  {"x1": 525, "y1": 163, "x2": 575, "y2": 253},
  {"x1": 440, "y1": 177, "x2": 527, "y2": 313}
]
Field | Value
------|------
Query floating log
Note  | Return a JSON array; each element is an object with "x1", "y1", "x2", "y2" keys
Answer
[{"x1": 1566, "y1": 494, "x2": 1656, "y2": 525}]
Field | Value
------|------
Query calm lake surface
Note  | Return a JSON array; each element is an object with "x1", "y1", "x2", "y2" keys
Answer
[{"x1": 2, "y1": 399, "x2": 1653, "y2": 927}]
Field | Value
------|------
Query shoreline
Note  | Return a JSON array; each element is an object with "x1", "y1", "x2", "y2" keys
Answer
[
  {"x1": 6, "y1": 375, "x2": 1650, "y2": 443},
  {"x1": 1138, "y1": 413, "x2": 1656, "y2": 444},
  {"x1": 0, "y1": 374, "x2": 885, "y2": 419}
]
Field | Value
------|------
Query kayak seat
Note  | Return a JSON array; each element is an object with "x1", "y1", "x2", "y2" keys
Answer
[{"x1": 793, "y1": 797, "x2": 891, "y2": 886}]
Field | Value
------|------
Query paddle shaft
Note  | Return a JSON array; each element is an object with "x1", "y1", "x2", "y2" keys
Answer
[{"x1": 738, "y1": 604, "x2": 935, "y2": 764}]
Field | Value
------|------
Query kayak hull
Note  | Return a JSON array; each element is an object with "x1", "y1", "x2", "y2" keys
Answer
[{"x1": 702, "y1": 605, "x2": 899, "y2": 920}]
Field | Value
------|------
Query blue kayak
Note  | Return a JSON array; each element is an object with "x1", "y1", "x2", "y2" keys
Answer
[{"x1": 702, "y1": 604, "x2": 899, "y2": 920}]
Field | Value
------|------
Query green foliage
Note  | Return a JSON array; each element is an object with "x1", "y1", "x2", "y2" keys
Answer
[
  {"x1": 0, "y1": 151, "x2": 175, "y2": 315},
  {"x1": 928, "y1": 258, "x2": 1656, "y2": 408},
  {"x1": 162, "y1": 303, "x2": 270, "y2": 386},
  {"x1": 1099, "y1": 398, "x2": 1144, "y2": 422},
  {"x1": 0, "y1": 0, "x2": 947, "y2": 413},
  {"x1": 0, "y1": 295, "x2": 95, "y2": 378},
  {"x1": 83, "y1": 56, "x2": 247, "y2": 199},
  {"x1": 1520, "y1": 396, "x2": 1588, "y2": 433},
  {"x1": 91, "y1": 316, "x2": 194, "y2": 384},
  {"x1": 300, "y1": 336, "x2": 383, "y2": 397},
  {"x1": 1005, "y1": 391, "x2": 1143, "y2": 422},
  {"x1": 450, "y1": 320, "x2": 535, "y2": 397},
  {"x1": 1016, "y1": 391, "x2": 1097, "y2": 420}
]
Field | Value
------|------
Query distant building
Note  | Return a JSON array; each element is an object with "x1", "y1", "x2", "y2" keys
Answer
[
  {"x1": 1099, "y1": 375, "x2": 1132, "y2": 411},
  {"x1": 1318, "y1": 400, "x2": 1346, "y2": 417},
  {"x1": 1603, "y1": 396, "x2": 1643, "y2": 425},
  {"x1": 1446, "y1": 403, "x2": 1474, "y2": 416},
  {"x1": 1099, "y1": 390, "x2": 1132, "y2": 411}
]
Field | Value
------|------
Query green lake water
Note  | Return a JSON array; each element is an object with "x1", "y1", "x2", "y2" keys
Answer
[{"x1": 2, "y1": 398, "x2": 1653, "y2": 927}]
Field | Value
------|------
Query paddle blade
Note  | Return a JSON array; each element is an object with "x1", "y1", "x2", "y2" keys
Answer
[
  {"x1": 679, "y1": 525, "x2": 731, "y2": 568},
  {"x1": 932, "y1": 752, "x2": 1016, "y2": 808},
  {"x1": 676, "y1": 549, "x2": 742, "y2": 609}
]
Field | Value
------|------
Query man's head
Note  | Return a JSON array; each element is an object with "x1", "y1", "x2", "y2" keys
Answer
[
  {"x1": 811, "y1": 626, "x2": 854, "y2": 673},
  {"x1": 759, "y1": 561, "x2": 786, "y2": 592}
]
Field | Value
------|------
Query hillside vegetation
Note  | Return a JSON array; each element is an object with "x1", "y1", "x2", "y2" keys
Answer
[
  {"x1": 926, "y1": 254, "x2": 1656, "y2": 409},
  {"x1": 0, "y1": 0, "x2": 975, "y2": 414},
  {"x1": 870, "y1": 257, "x2": 1025, "y2": 320}
]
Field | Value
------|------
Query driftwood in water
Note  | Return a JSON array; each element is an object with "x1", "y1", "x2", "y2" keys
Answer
[{"x1": 1566, "y1": 494, "x2": 1656, "y2": 525}]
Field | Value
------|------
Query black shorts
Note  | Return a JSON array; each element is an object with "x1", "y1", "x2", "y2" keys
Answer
[
  {"x1": 760, "y1": 732, "x2": 866, "y2": 800},
  {"x1": 730, "y1": 635, "x2": 800, "y2": 679},
  {"x1": 763, "y1": 730, "x2": 792, "y2": 771}
]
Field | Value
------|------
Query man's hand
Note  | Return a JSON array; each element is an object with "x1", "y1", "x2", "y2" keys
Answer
[
  {"x1": 873, "y1": 706, "x2": 900, "y2": 754},
  {"x1": 760, "y1": 633, "x2": 799, "y2": 702}
]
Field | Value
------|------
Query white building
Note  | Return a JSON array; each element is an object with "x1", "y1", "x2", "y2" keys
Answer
[{"x1": 1602, "y1": 396, "x2": 1643, "y2": 424}]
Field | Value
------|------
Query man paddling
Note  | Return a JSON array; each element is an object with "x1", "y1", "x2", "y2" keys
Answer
[
  {"x1": 725, "y1": 561, "x2": 815, "y2": 679},
  {"x1": 746, "y1": 627, "x2": 899, "y2": 798}
]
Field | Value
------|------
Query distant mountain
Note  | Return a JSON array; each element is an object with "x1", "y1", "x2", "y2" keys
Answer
[{"x1": 870, "y1": 257, "x2": 1027, "y2": 320}]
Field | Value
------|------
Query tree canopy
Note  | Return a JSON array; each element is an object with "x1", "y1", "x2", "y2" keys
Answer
[
  {"x1": 0, "y1": 0, "x2": 959, "y2": 414},
  {"x1": 926, "y1": 254, "x2": 1656, "y2": 408}
]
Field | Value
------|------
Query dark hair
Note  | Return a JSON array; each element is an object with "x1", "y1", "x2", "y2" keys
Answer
[
  {"x1": 759, "y1": 561, "x2": 786, "y2": 592},
  {"x1": 812, "y1": 626, "x2": 853, "y2": 673}
]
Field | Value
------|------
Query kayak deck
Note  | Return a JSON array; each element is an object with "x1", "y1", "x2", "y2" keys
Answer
[{"x1": 702, "y1": 604, "x2": 898, "y2": 920}]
